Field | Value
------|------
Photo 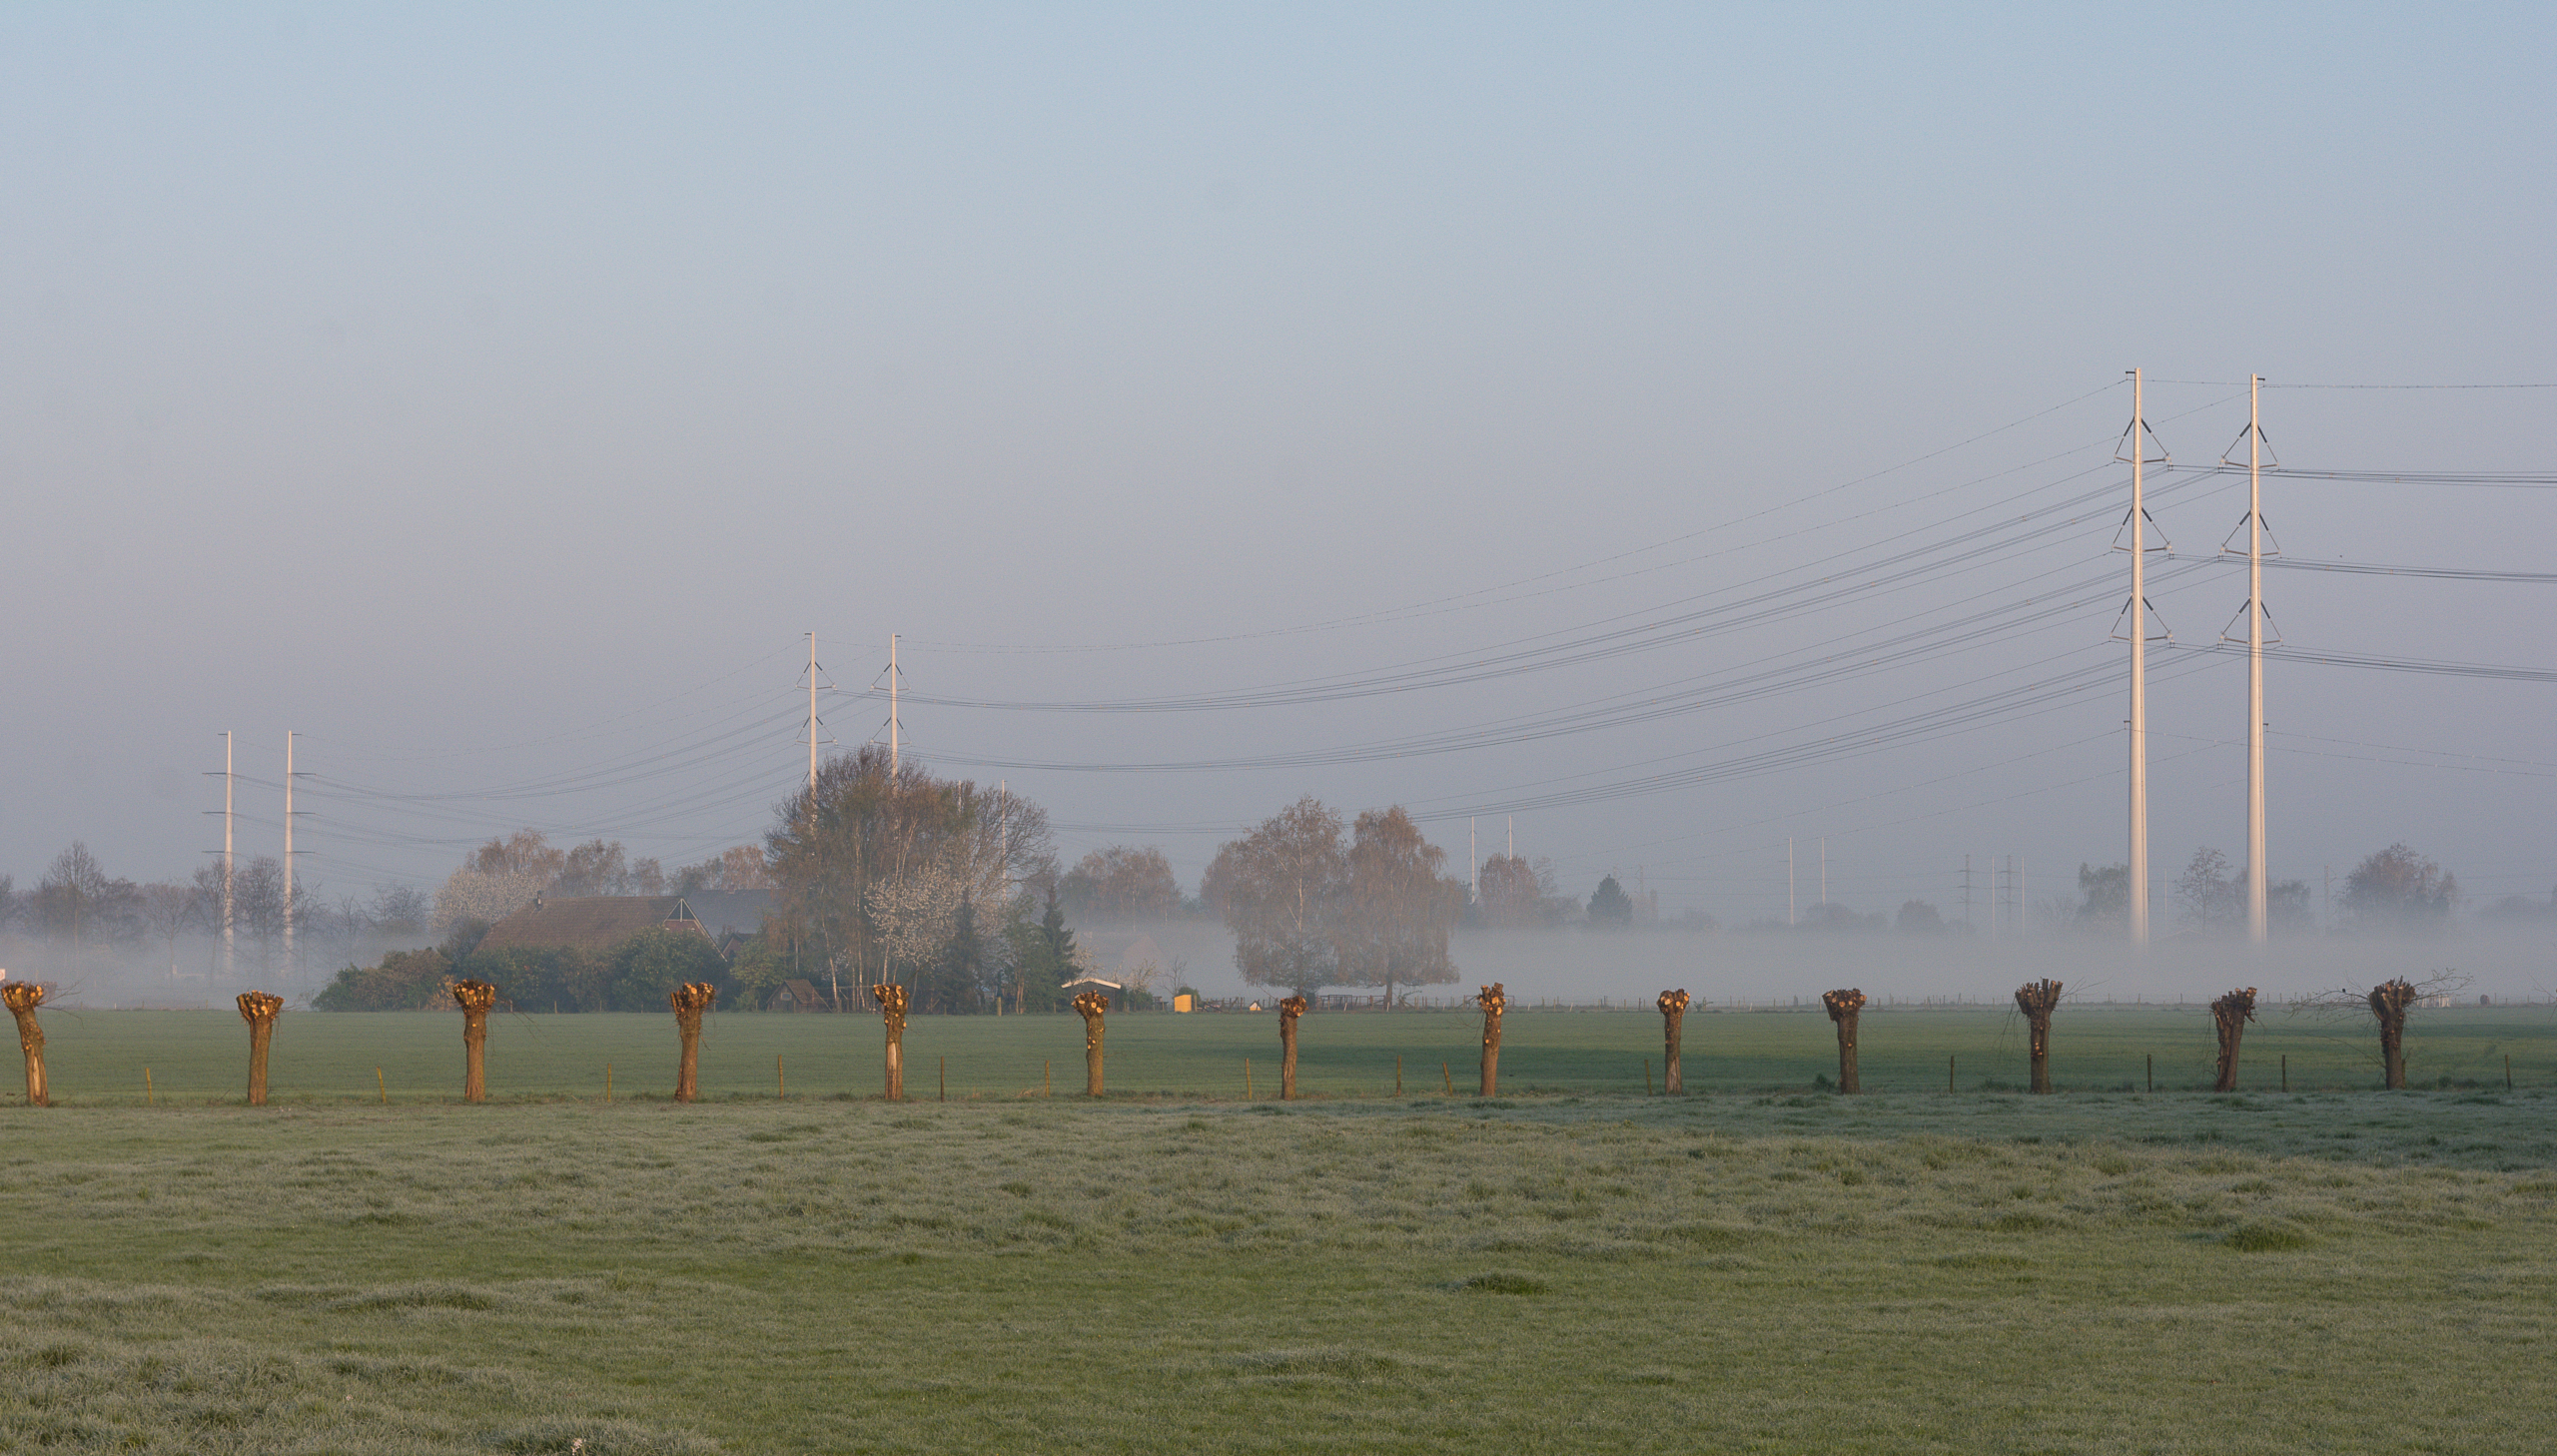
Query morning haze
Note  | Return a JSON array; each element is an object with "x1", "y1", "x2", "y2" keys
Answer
[{"x1": 2, "y1": 6, "x2": 2551, "y2": 1008}]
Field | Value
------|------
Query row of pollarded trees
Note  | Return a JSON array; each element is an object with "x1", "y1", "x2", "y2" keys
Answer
[
  {"x1": 1774, "y1": 977, "x2": 2436, "y2": 1094},
  {"x1": 0, "y1": 971, "x2": 2452, "y2": 1108}
]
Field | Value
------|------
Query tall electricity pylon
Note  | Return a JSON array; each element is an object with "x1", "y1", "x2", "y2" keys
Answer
[{"x1": 2115, "y1": 369, "x2": 2171, "y2": 946}]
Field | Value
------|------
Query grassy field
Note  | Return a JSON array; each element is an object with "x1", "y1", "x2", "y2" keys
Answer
[
  {"x1": 14, "y1": 1003, "x2": 2554, "y2": 1103},
  {"x1": 3, "y1": 1010, "x2": 2552, "y2": 1452}
]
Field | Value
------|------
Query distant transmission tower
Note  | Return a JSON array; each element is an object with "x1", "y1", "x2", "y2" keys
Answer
[
  {"x1": 797, "y1": 631, "x2": 836, "y2": 792},
  {"x1": 2219, "y1": 375, "x2": 2279, "y2": 945},
  {"x1": 873, "y1": 633, "x2": 905, "y2": 774},
  {"x1": 2114, "y1": 367, "x2": 2171, "y2": 947}
]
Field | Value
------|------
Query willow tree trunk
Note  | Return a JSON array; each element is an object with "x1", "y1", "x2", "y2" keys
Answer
[
  {"x1": 670, "y1": 982, "x2": 716, "y2": 1102},
  {"x1": 1075, "y1": 991, "x2": 1109, "y2": 1096},
  {"x1": 1476, "y1": 983, "x2": 1507, "y2": 1096},
  {"x1": 238, "y1": 991, "x2": 283, "y2": 1106},
  {"x1": 2015, "y1": 980, "x2": 2062, "y2": 1094},
  {"x1": 4, "y1": 983, "x2": 47, "y2": 1107},
  {"x1": 1822, "y1": 989, "x2": 1866, "y2": 1093},
  {"x1": 2211, "y1": 987, "x2": 2257, "y2": 1092},
  {"x1": 1278, "y1": 994, "x2": 1306, "y2": 1099},
  {"x1": 452, "y1": 980, "x2": 497, "y2": 1102},
  {"x1": 876, "y1": 983, "x2": 910, "y2": 1101},
  {"x1": 1657, "y1": 991, "x2": 1690, "y2": 1094},
  {"x1": 2369, "y1": 979, "x2": 2415, "y2": 1090}
]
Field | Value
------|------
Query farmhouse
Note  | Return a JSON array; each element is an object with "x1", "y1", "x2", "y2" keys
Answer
[{"x1": 475, "y1": 895, "x2": 713, "y2": 955}]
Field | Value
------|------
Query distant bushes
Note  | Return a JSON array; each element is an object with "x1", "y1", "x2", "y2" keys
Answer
[
  {"x1": 315, "y1": 927, "x2": 730, "y2": 1012},
  {"x1": 314, "y1": 949, "x2": 454, "y2": 1011}
]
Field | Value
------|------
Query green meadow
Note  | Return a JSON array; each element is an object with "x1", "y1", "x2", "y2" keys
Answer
[{"x1": 1, "y1": 1008, "x2": 2551, "y2": 1453}]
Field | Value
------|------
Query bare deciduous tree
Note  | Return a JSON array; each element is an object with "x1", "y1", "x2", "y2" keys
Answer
[
  {"x1": 1061, "y1": 846, "x2": 1180, "y2": 921},
  {"x1": 1339, "y1": 808, "x2": 1461, "y2": 1005},
  {"x1": 1206, "y1": 797, "x2": 1346, "y2": 992}
]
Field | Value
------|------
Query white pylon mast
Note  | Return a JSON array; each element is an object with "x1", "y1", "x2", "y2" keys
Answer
[
  {"x1": 283, "y1": 730, "x2": 296, "y2": 979},
  {"x1": 223, "y1": 730, "x2": 235, "y2": 976},
  {"x1": 2127, "y1": 367, "x2": 2150, "y2": 947},
  {"x1": 2246, "y1": 373, "x2": 2269, "y2": 944}
]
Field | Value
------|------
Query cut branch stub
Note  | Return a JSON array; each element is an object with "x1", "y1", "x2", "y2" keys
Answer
[
  {"x1": 875, "y1": 982, "x2": 911, "y2": 1101},
  {"x1": 1657, "y1": 990, "x2": 1691, "y2": 1094},
  {"x1": 669, "y1": 982, "x2": 716, "y2": 1103},
  {"x1": 2013, "y1": 979, "x2": 2063, "y2": 1094},
  {"x1": 1475, "y1": 983, "x2": 1507, "y2": 1097},
  {"x1": 2368, "y1": 979, "x2": 2417, "y2": 1091},
  {"x1": 237, "y1": 991, "x2": 283, "y2": 1106},
  {"x1": 1821, "y1": 988, "x2": 1866, "y2": 1093},
  {"x1": 1074, "y1": 990, "x2": 1109, "y2": 1097},
  {"x1": 1278, "y1": 994, "x2": 1307, "y2": 1100},
  {"x1": 451, "y1": 979, "x2": 498, "y2": 1103},
  {"x1": 2209, "y1": 987, "x2": 2257, "y2": 1092},
  {"x1": 4, "y1": 982, "x2": 48, "y2": 1108}
]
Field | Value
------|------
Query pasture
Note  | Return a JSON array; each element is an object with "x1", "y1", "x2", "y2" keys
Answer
[{"x1": 1, "y1": 1008, "x2": 2551, "y2": 1452}]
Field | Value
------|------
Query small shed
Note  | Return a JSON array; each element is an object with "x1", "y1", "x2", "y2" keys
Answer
[
  {"x1": 1060, "y1": 975, "x2": 1127, "y2": 1012},
  {"x1": 775, "y1": 979, "x2": 830, "y2": 1013}
]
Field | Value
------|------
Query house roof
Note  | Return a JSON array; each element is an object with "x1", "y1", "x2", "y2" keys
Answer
[
  {"x1": 680, "y1": 889, "x2": 774, "y2": 938},
  {"x1": 475, "y1": 896, "x2": 708, "y2": 955}
]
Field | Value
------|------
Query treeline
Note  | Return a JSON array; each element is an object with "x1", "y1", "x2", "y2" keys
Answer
[
  {"x1": 315, "y1": 928, "x2": 730, "y2": 1012},
  {"x1": 0, "y1": 841, "x2": 431, "y2": 974}
]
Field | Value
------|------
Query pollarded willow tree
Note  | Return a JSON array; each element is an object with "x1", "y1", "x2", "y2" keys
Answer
[
  {"x1": 876, "y1": 982, "x2": 910, "y2": 1101},
  {"x1": 1074, "y1": 990, "x2": 1109, "y2": 1096},
  {"x1": 2210, "y1": 987, "x2": 2257, "y2": 1092},
  {"x1": 669, "y1": 982, "x2": 716, "y2": 1102},
  {"x1": 1821, "y1": 988, "x2": 1866, "y2": 1093},
  {"x1": 452, "y1": 979, "x2": 497, "y2": 1102},
  {"x1": 4, "y1": 983, "x2": 47, "y2": 1107},
  {"x1": 1475, "y1": 982, "x2": 1507, "y2": 1095},
  {"x1": 1277, "y1": 994, "x2": 1307, "y2": 1099},
  {"x1": 1657, "y1": 990, "x2": 1690, "y2": 1094},
  {"x1": 2368, "y1": 979, "x2": 2416, "y2": 1090},
  {"x1": 2015, "y1": 979, "x2": 2062, "y2": 1094},
  {"x1": 237, "y1": 991, "x2": 283, "y2": 1105}
]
